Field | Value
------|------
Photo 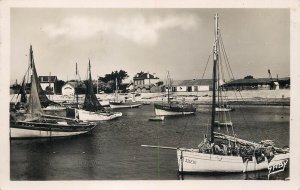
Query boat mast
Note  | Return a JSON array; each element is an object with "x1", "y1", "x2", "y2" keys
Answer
[
  {"x1": 211, "y1": 13, "x2": 219, "y2": 143},
  {"x1": 75, "y1": 62, "x2": 79, "y2": 107},
  {"x1": 48, "y1": 72, "x2": 51, "y2": 100},
  {"x1": 115, "y1": 78, "x2": 118, "y2": 102},
  {"x1": 167, "y1": 71, "x2": 170, "y2": 104},
  {"x1": 88, "y1": 59, "x2": 91, "y2": 81},
  {"x1": 29, "y1": 45, "x2": 34, "y2": 114}
]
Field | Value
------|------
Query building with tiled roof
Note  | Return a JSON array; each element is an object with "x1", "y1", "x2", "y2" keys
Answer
[
  {"x1": 223, "y1": 77, "x2": 290, "y2": 90},
  {"x1": 133, "y1": 71, "x2": 161, "y2": 92}
]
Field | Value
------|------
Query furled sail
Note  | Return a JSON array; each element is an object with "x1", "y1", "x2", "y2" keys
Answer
[
  {"x1": 19, "y1": 76, "x2": 27, "y2": 103},
  {"x1": 29, "y1": 45, "x2": 59, "y2": 108},
  {"x1": 83, "y1": 60, "x2": 104, "y2": 112}
]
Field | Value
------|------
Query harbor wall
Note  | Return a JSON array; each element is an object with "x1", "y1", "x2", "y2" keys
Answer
[{"x1": 10, "y1": 89, "x2": 290, "y2": 106}]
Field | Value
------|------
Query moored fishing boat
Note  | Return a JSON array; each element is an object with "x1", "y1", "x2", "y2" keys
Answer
[
  {"x1": 176, "y1": 13, "x2": 289, "y2": 173},
  {"x1": 215, "y1": 105, "x2": 234, "y2": 112},
  {"x1": 143, "y1": 13, "x2": 289, "y2": 174},
  {"x1": 109, "y1": 78, "x2": 141, "y2": 109},
  {"x1": 109, "y1": 101, "x2": 141, "y2": 109},
  {"x1": 71, "y1": 60, "x2": 122, "y2": 121},
  {"x1": 42, "y1": 105, "x2": 66, "y2": 111},
  {"x1": 153, "y1": 72, "x2": 196, "y2": 116},
  {"x1": 10, "y1": 45, "x2": 96, "y2": 138},
  {"x1": 148, "y1": 116, "x2": 165, "y2": 121},
  {"x1": 10, "y1": 118, "x2": 96, "y2": 138},
  {"x1": 154, "y1": 103, "x2": 196, "y2": 116}
]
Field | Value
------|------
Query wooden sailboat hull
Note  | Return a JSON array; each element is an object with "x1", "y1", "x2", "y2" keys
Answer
[
  {"x1": 148, "y1": 116, "x2": 165, "y2": 121},
  {"x1": 109, "y1": 102, "x2": 141, "y2": 109},
  {"x1": 10, "y1": 121, "x2": 95, "y2": 138},
  {"x1": 154, "y1": 104, "x2": 196, "y2": 116},
  {"x1": 76, "y1": 109, "x2": 122, "y2": 121},
  {"x1": 176, "y1": 149, "x2": 289, "y2": 173},
  {"x1": 216, "y1": 107, "x2": 233, "y2": 112},
  {"x1": 42, "y1": 105, "x2": 66, "y2": 111}
]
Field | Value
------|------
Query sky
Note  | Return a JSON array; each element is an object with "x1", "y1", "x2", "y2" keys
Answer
[{"x1": 10, "y1": 8, "x2": 290, "y2": 84}]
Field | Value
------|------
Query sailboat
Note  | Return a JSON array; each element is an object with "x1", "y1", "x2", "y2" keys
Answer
[
  {"x1": 176, "y1": 13, "x2": 289, "y2": 173},
  {"x1": 72, "y1": 60, "x2": 122, "y2": 121},
  {"x1": 28, "y1": 49, "x2": 65, "y2": 111},
  {"x1": 12, "y1": 76, "x2": 28, "y2": 113},
  {"x1": 10, "y1": 45, "x2": 96, "y2": 138},
  {"x1": 11, "y1": 47, "x2": 65, "y2": 112},
  {"x1": 143, "y1": 14, "x2": 289, "y2": 173},
  {"x1": 109, "y1": 78, "x2": 141, "y2": 109},
  {"x1": 153, "y1": 72, "x2": 196, "y2": 116}
]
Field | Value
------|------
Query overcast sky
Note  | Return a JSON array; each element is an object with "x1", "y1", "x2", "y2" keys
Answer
[{"x1": 10, "y1": 8, "x2": 289, "y2": 84}]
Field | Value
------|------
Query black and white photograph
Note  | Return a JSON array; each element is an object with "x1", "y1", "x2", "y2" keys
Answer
[{"x1": 1, "y1": 0, "x2": 300, "y2": 190}]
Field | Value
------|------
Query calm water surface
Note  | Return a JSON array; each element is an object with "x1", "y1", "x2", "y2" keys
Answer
[{"x1": 10, "y1": 104, "x2": 289, "y2": 180}]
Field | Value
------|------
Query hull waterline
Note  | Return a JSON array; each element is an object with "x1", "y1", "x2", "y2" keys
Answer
[
  {"x1": 109, "y1": 102, "x2": 141, "y2": 109},
  {"x1": 76, "y1": 109, "x2": 122, "y2": 121},
  {"x1": 154, "y1": 103, "x2": 196, "y2": 116},
  {"x1": 10, "y1": 121, "x2": 95, "y2": 138},
  {"x1": 176, "y1": 149, "x2": 289, "y2": 173}
]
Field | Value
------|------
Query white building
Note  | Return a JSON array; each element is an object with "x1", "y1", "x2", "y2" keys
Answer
[
  {"x1": 171, "y1": 79, "x2": 213, "y2": 92},
  {"x1": 133, "y1": 72, "x2": 160, "y2": 86},
  {"x1": 61, "y1": 82, "x2": 76, "y2": 96}
]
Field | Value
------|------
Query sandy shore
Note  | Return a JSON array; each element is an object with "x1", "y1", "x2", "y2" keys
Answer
[{"x1": 10, "y1": 89, "x2": 290, "y2": 106}]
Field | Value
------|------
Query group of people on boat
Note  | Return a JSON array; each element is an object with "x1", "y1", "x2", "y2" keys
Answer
[
  {"x1": 197, "y1": 136, "x2": 283, "y2": 162},
  {"x1": 198, "y1": 137, "x2": 241, "y2": 156}
]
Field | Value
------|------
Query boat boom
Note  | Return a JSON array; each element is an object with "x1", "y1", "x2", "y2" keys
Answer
[{"x1": 141, "y1": 145, "x2": 177, "y2": 150}]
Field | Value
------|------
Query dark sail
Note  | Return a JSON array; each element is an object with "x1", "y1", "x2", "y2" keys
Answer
[
  {"x1": 29, "y1": 45, "x2": 59, "y2": 108},
  {"x1": 19, "y1": 77, "x2": 27, "y2": 103},
  {"x1": 83, "y1": 60, "x2": 104, "y2": 112}
]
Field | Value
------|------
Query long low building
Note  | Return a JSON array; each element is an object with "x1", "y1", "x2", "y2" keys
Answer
[
  {"x1": 223, "y1": 77, "x2": 290, "y2": 90},
  {"x1": 171, "y1": 79, "x2": 213, "y2": 92},
  {"x1": 167, "y1": 77, "x2": 290, "y2": 92}
]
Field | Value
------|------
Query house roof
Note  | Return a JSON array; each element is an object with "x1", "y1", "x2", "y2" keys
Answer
[
  {"x1": 172, "y1": 79, "x2": 213, "y2": 86},
  {"x1": 63, "y1": 81, "x2": 86, "y2": 88},
  {"x1": 63, "y1": 82, "x2": 76, "y2": 88},
  {"x1": 133, "y1": 72, "x2": 159, "y2": 80},
  {"x1": 169, "y1": 77, "x2": 290, "y2": 87},
  {"x1": 224, "y1": 77, "x2": 290, "y2": 86},
  {"x1": 277, "y1": 77, "x2": 290, "y2": 81},
  {"x1": 39, "y1": 76, "x2": 57, "y2": 83},
  {"x1": 225, "y1": 78, "x2": 270, "y2": 85}
]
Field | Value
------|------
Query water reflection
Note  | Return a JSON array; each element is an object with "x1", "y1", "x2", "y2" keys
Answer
[{"x1": 11, "y1": 104, "x2": 289, "y2": 180}]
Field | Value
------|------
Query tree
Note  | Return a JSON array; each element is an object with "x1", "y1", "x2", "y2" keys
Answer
[
  {"x1": 98, "y1": 70, "x2": 129, "y2": 92},
  {"x1": 55, "y1": 80, "x2": 66, "y2": 94},
  {"x1": 244, "y1": 75, "x2": 254, "y2": 79}
]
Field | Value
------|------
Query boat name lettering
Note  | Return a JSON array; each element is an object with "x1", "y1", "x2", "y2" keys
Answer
[
  {"x1": 185, "y1": 158, "x2": 196, "y2": 164},
  {"x1": 268, "y1": 159, "x2": 288, "y2": 176}
]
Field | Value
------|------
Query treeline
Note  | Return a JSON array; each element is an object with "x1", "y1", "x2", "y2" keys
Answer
[
  {"x1": 98, "y1": 70, "x2": 129, "y2": 93},
  {"x1": 10, "y1": 70, "x2": 130, "y2": 94}
]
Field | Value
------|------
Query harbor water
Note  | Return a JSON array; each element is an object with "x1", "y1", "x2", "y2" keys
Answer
[{"x1": 10, "y1": 104, "x2": 289, "y2": 180}]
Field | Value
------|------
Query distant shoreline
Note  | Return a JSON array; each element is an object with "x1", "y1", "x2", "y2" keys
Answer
[{"x1": 10, "y1": 89, "x2": 290, "y2": 106}]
